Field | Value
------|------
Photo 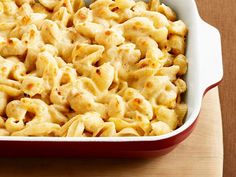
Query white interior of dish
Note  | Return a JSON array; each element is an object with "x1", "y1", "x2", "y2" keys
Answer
[{"x1": 0, "y1": 0, "x2": 206, "y2": 142}]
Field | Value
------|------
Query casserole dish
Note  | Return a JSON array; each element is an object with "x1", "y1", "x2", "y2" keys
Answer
[{"x1": 0, "y1": 0, "x2": 223, "y2": 157}]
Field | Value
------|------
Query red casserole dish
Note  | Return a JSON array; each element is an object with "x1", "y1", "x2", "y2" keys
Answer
[{"x1": 0, "y1": 0, "x2": 223, "y2": 157}]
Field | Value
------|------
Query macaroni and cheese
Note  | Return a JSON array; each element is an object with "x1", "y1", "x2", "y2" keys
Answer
[{"x1": 0, "y1": 0, "x2": 188, "y2": 137}]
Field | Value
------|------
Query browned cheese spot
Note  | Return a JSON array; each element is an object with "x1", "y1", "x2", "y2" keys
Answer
[
  {"x1": 27, "y1": 83, "x2": 34, "y2": 90},
  {"x1": 96, "y1": 69, "x2": 101, "y2": 75}
]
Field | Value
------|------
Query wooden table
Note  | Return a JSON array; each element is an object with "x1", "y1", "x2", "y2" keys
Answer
[
  {"x1": 0, "y1": 88, "x2": 223, "y2": 177},
  {"x1": 196, "y1": 1, "x2": 236, "y2": 176}
]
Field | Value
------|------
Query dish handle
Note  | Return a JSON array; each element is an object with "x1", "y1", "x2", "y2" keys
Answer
[{"x1": 199, "y1": 19, "x2": 223, "y2": 94}]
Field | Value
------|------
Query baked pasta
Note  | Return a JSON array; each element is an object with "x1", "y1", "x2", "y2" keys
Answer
[{"x1": 0, "y1": 0, "x2": 188, "y2": 137}]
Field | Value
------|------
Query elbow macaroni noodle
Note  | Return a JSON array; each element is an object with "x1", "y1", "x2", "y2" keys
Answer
[{"x1": 0, "y1": 0, "x2": 188, "y2": 137}]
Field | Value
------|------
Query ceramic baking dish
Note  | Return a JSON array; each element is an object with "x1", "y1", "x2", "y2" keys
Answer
[{"x1": 0, "y1": 0, "x2": 223, "y2": 157}]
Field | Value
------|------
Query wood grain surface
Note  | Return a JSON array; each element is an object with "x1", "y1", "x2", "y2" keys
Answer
[
  {"x1": 195, "y1": 1, "x2": 236, "y2": 176},
  {"x1": 0, "y1": 88, "x2": 223, "y2": 177}
]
